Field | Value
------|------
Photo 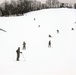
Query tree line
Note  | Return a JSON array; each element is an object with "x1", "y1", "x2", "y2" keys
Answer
[{"x1": 0, "y1": 0, "x2": 76, "y2": 16}]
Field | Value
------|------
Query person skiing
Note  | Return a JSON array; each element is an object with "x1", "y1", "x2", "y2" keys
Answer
[
  {"x1": 34, "y1": 18, "x2": 36, "y2": 21},
  {"x1": 16, "y1": 47, "x2": 22, "y2": 61},
  {"x1": 72, "y1": 28, "x2": 74, "y2": 30},
  {"x1": 49, "y1": 34, "x2": 52, "y2": 38},
  {"x1": 57, "y1": 30, "x2": 59, "y2": 33},
  {"x1": 23, "y1": 42, "x2": 26, "y2": 50},
  {"x1": 48, "y1": 40, "x2": 51, "y2": 47}
]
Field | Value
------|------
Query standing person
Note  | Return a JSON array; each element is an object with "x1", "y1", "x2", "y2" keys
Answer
[
  {"x1": 23, "y1": 42, "x2": 26, "y2": 50},
  {"x1": 48, "y1": 40, "x2": 51, "y2": 48},
  {"x1": 16, "y1": 47, "x2": 22, "y2": 61}
]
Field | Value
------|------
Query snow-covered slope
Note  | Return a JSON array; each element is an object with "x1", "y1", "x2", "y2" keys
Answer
[{"x1": 0, "y1": 8, "x2": 76, "y2": 75}]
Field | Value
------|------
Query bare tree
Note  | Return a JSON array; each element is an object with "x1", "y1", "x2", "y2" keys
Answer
[{"x1": 46, "y1": 0, "x2": 59, "y2": 8}]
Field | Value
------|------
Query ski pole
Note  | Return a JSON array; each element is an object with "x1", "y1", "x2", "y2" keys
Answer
[{"x1": 21, "y1": 53, "x2": 26, "y2": 61}]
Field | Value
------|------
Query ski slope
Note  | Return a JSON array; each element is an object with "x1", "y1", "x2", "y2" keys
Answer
[{"x1": 0, "y1": 8, "x2": 76, "y2": 75}]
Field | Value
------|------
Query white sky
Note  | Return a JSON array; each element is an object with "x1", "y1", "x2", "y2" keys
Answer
[{"x1": 0, "y1": 0, "x2": 76, "y2": 4}]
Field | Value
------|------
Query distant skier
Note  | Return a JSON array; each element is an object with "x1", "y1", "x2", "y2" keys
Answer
[
  {"x1": 57, "y1": 30, "x2": 59, "y2": 33},
  {"x1": 72, "y1": 28, "x2": 74, "y2": 30},
  {"x1": 16, "y1": 47, "x2": 22, "y2": 61},
  {"x1": 49, "y1": 34, "x2": 52, "y2": 38},
  {"x1": 38, "y1": 25, "x2": 40, "y2": 27},
  {"x1": 34, "y1": 18, "x2": 36, "y2": 21},
  {"x1": 23, "y1": 42, "x2": 26, "y2": 50},
  {"x1": 48, "y1": 40, "x2": 51, "y2": 48}
]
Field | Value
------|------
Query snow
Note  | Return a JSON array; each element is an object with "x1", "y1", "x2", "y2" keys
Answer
[{"x1": 0, "y1": 8, "x2": 76, "y2": 75}]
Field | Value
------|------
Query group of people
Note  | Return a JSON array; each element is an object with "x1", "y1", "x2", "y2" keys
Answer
[
  {"x1": 16, "y1": 42, "x2": 26, "y2": 61},
  {"x1": 48, "y1": 30, "x2": 59, "y2": 48},
  {"x1": 16, "y1": 30, "x2": 60, "y2": 61}
]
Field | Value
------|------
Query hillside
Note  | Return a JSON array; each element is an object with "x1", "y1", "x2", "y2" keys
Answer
[{"x1": 0, "y1": 8, "x2": 76, "y2": 75}]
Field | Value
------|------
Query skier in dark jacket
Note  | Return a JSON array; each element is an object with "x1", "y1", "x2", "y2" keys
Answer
[
  {"x1": 48, "y1": 40, "x2": 51, "y2": 47},
  {"x1": 23, "y1": 42, "x2": 26, "y2": 50},
  {"x1": 16, "y1": 47, "x2": 22, "y2": 61}
]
